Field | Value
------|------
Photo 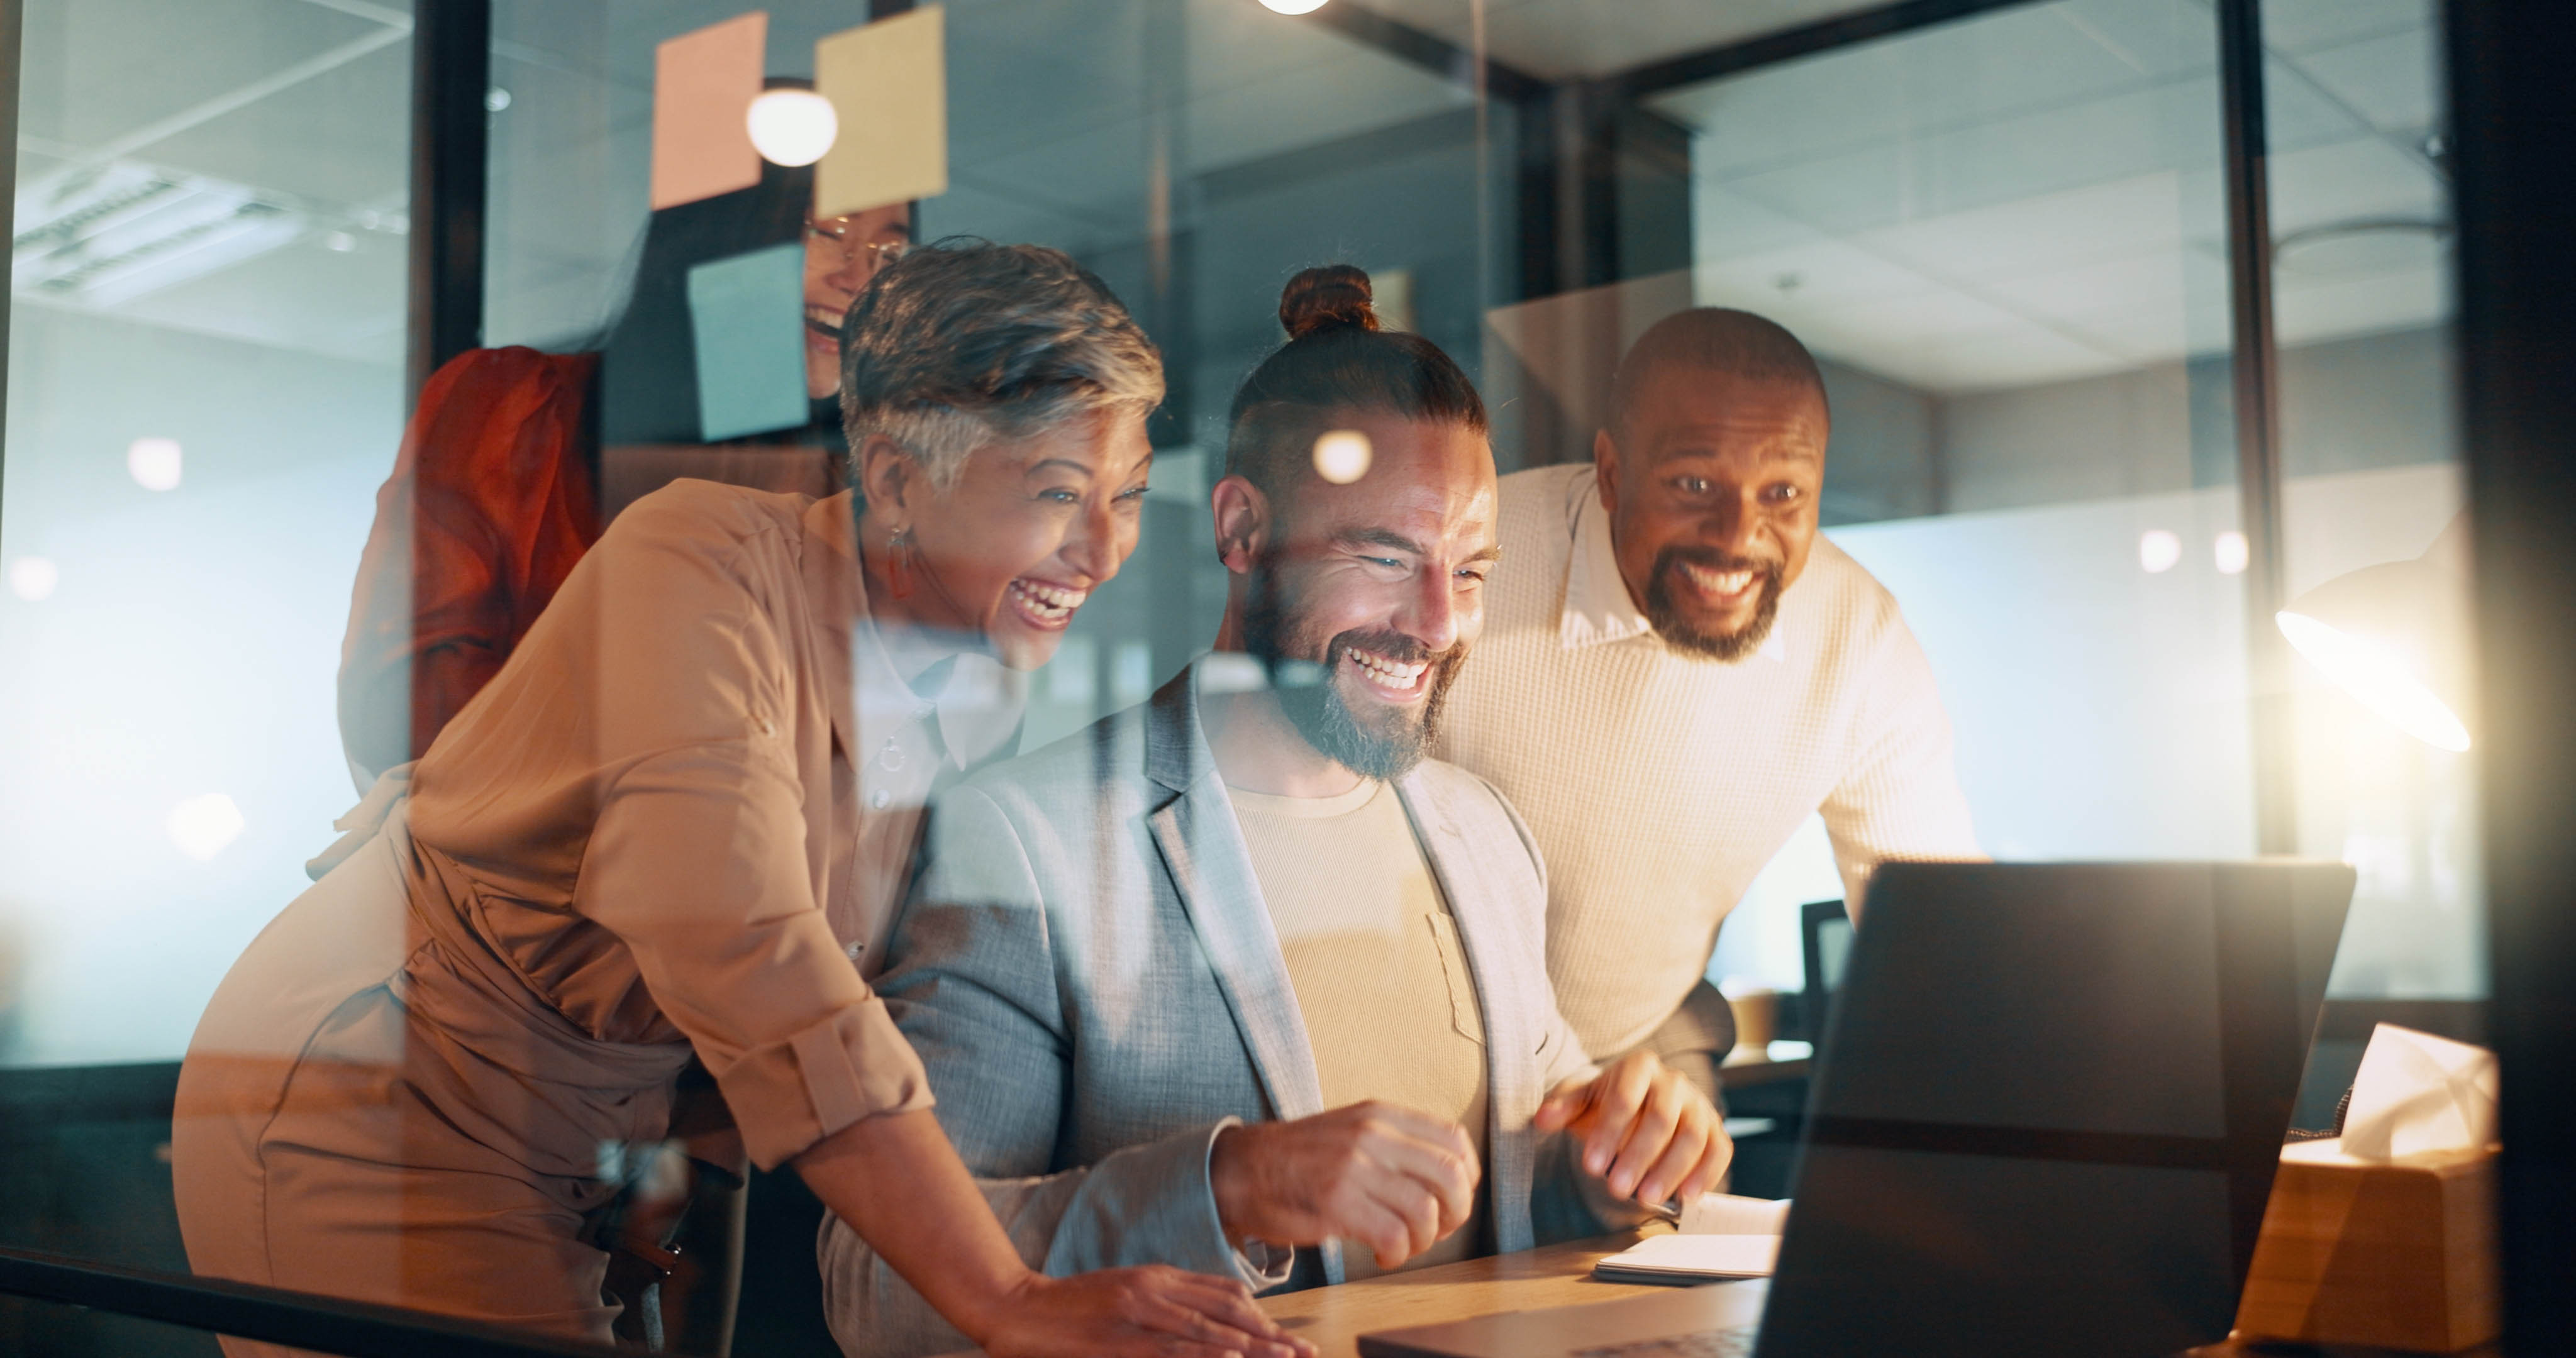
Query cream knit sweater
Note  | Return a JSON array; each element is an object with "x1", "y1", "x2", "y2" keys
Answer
[{"x1": 1434, "y1": 463, "x2": 1981, "y2": 1059}]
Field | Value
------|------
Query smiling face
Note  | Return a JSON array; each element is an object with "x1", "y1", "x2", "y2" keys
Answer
[
  {"x1": 866, "y1": 407, "x2": 1154, "y2": 670},
  {"x1": 1220, "y1": 412, "x2": 1498, "y2": 779},
  {"x1": 1597, "y1": 365, "x2": 1827, "y2": 662},
  {"x1": 803, "y1": 204, "x2": 911, "y2": 399}
]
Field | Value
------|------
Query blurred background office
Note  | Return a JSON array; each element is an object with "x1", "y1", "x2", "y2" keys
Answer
[
  {"x1": 0, "y1": 0, "x2": 2494, "y2": 1352},
  {"x1": 0, "y1": 0, "x2": 2472, "y2": 1058}
]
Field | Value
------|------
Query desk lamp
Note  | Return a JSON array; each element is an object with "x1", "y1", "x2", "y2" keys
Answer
[{"x1": 2273, "y1": 513, "x2": 2473, "y2": 752}]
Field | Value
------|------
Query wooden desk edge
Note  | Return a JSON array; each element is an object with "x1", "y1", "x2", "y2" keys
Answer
[
  {"x1": 938, "y1": 1225, "x2": 2491, "y2": 1358},
  {"x1": 1259, "y1": 1235, "x2": 1664, "y2": 1358}
]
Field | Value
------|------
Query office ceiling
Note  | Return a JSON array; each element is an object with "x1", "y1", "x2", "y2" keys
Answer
[
  {"x1": 1360, "y1": 0, "x2": 1897, "y2": 80},
  {"x1": 1650, "y1": 0, "x2": 2448, "y2": 392},
  {"x1": 13, "y1": 0, "x2": 2447, "y2": 394},
  {"x1": 11, "y1": 0, "x2": 414, "y2": 363}
]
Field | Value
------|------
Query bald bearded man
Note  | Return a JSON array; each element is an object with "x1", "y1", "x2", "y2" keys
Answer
[{"x1": 1433, "y1": 308, "x2": 1982, "y2": 1090}]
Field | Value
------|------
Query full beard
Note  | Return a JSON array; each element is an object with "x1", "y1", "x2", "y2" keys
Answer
[
  {"x1": 1644, "y1": 544, "x2": 1785, "y2": 663},
  {"x1": 1242, "y1": 571, "x2": 1466, "y2": 780}
]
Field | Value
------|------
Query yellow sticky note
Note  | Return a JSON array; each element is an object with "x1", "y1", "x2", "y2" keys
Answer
[
  {"x1": 652, "y1": 11, "x2": 767, "y2": 211},
  {"x1": 814, "y1": 6, "x2": 948, "y2": 219}
]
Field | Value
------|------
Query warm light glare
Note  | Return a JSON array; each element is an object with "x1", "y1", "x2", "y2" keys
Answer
[
  {"x1": 2277, "y1": 610, "x2": 2472, "y2": 752},
  {"x1": 2214, "y1": 530, "x2": 2249, "y2": 575},
  {"x1": 128, "y1": 436, "x2": 182, "y2": 491},
  {"x1": 6, "y1": 556, "x2": 58, "y2": 602},
  {"x1": 1259, "y1": 0, "x2": 1331, "y2": 12},
  {"x1": 1313, "y1": 429, "x2": 1372, "y2": 483},
  {"x1": 747, "y1": 89, "x2": 839, "y2": 167},
  {"x1": 167, "y1": 793, "x2": 247, "y2": 861},
  {"x1": 2138, "y1": 529, "x2": 2181, "y2": 574}
]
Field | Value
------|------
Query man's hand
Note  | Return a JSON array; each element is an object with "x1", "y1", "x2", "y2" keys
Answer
[
  {"x1": 1209, "y1": 1101, "x2": 1480, "y2": 1270},
  {"x1": 1533, "y1": 1051, "x2": 1732, "y2": 1210}
]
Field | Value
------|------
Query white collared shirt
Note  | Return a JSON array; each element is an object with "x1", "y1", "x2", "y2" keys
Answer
[
  {"x1": 1558, "y1": 474, "x2": 1785, "y2": 663},
  {"x1": 1433, "y1": 462, "x2": 1980, "y2": 1059}
]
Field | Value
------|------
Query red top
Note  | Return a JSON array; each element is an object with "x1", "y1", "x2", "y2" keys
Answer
[{"x1": 339, "y1": 346, "x2": 601, "y2": 781}]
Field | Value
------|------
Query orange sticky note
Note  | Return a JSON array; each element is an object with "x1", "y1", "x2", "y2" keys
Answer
[
  {"x1": 814, "y1": 6, "x2": 948, "y2": 219},
  {"x1": 652, "y1": 11, "x2": 767, "y2": 211}
]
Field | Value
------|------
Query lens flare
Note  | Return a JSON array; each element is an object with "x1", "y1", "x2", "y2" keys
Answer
[
  {"x1": 2214, "y1": 531, "x2": 2249, "y2": 575},
  {"x1": 1313, "y1": 429, "x2": 1372, "y2": 484},
  {"x1": 167, "y1": 793, "x2": 247, "y2": 861},
  {"x1": 1258, "y1": 0, "x2": 1331, "y2": 13},
  {"x1": 2277, "y1": 610, "x2": 2471, "y2": 752},
  {"x1": 747, "y1": 89, "x2": 838, "y2": 167},
  {"x1": 2138, "y1": 529, "x2": 2181, "y2": 574},
  {"x1": 128, "y1": 437, "x2": 182, "y2": 491},
  {"x1": 6, "y1": 556, "x2": 59, "y2": 601}
]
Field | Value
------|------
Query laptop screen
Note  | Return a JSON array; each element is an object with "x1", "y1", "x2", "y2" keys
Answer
[{"x1": 1755, "y1": 861, "x2": 2351, "y2": 1358}]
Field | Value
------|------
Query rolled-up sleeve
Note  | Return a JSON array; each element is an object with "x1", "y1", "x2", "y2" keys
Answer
[{"x1": 568, "y1": 497, "x2": 931, "y2": 1170}]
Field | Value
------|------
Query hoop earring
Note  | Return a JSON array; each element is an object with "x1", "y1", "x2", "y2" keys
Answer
[{"x1": 887, "y1": 527, "x2": 917, "y2": 601}]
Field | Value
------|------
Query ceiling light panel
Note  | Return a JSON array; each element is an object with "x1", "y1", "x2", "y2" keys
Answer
[{"x1": 14, "y1": 162, "x2": 308, "y2": 308}]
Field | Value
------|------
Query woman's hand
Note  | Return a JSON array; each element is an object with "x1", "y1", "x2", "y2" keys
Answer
[
  {"x1": 1533, "y1": 1051, "x2": 1733, "y2": 1210},
  {"x1": 797, "y1": 1108, "x2": 1310, "y2": 1358},
  {"x1": 972, "y1": 1266, "x2": 1312, "y2": 1358}
]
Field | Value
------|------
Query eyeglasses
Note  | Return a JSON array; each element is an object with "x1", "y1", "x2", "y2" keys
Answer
[{"x1": 807, "y1": 219, "x2": 911, "y2": 269}]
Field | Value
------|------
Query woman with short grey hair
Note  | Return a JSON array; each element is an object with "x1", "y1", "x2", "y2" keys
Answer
[{"x1": 172, "y1": 241, "x2": 1301, "y2": 1358}]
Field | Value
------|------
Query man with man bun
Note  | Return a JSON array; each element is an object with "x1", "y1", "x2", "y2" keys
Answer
[
  {"x1": 820, "y1": 268, "x2": 1728, "y2": 1357},
  {"x1": 1433, "y1": 308, "x2": 1982, "y2": 1092}
]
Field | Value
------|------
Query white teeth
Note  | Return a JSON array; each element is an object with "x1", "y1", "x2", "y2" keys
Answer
[
  {"x1": 1684, "y1": 564, "x2": 1756, "y2": 595},
  {"x1": 1348, "y1": 651, "x2": 1427, "y2": 687},
  {"x1": 1009, "y1": 578, "x2": 1088, "y2": 622}
]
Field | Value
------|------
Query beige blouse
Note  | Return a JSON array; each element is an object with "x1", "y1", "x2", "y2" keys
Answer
[{"x1": 407, "y1": 479, "x2": 1023, "y2": 1169}]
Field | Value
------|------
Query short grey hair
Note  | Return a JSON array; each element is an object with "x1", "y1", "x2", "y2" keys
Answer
[{"x1": 838, "y1": 239, "x2": 1163, "y2": 489}]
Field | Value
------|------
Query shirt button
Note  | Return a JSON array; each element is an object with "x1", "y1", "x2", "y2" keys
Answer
[
  {"x1": 845, "y1": 941, "x2": 864, "y2": 959},
  {"x1": 754, "y1": 716, "x2": 776, "y2": 737},
  {"x1": 877, "y1": 738, "x2": 904, "y2": 772},
  {"x1": 869, "y1": 788, "x2": 891, "y2": 810}
]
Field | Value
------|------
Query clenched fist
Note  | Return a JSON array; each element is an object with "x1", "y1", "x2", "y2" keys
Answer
[
  {"x1": 1209, "y1": 1101, "x2": 1480, "y2": 1270},
  {"x1": 1534, "y1": 1051, "x2": 1732, "y2": 1209}
]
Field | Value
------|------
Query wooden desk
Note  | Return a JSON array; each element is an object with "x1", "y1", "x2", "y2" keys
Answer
[
  {"x1": 1257, "y1": 1234, "x2": 2497, "y2": 1358},
  {"x1": 1258, "y1": 1234, "x2": 1659, "y2": 1358}
]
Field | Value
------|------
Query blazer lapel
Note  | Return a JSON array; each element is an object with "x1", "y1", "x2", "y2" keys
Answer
[
  {"x1": 1143, "y1": 669, "x2": 1326, "y2": 1127},
  {"x1": 1397, "y1": 767, "x2": 1548, "y2": 1254}
]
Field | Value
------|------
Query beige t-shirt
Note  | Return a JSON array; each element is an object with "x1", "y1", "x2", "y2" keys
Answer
[{"x1": 1229, "y1": 778, "x2": 1491, "y2": 1279}]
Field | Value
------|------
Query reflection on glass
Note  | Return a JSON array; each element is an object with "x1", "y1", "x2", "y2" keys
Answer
[
  {"x1": 170, "y1": 241, "x2": 1223, "y2": 1354},
  {"x1": 2262, "y1": 0, "x2": 2476, "y2": 999},
  {"x1": 0, "y1": 1, "x2": 2489, "y2": 1350},
  {"x1": 1603, "y1": 1, "x2": 2250, "y2": 991}
]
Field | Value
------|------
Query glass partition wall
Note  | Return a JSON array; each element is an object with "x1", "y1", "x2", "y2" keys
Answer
[{"x1": 0, "y1": 0, "x2": 2481, "y2": 1352}]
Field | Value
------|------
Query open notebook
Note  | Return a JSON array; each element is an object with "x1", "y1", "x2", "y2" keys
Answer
[{"x1": 1593, "y1": 1194, "x2": 1791, "y2": 1284}]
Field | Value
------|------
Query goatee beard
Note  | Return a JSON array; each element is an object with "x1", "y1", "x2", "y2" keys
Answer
[
  {"x1": 1241, "y1": 570, "x2": 1464, "y2": 780},
  {"x1": 1644, "y1": 544, "x2": 1784, "y2": 663}
]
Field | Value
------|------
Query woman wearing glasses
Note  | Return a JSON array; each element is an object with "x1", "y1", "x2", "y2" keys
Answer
[
  {"x1": 338, "y1": 120, "x2": 914, "y2": 795},
  {"x1": 173, "y1": 240, "x2": 1304, "y2": 1358}
]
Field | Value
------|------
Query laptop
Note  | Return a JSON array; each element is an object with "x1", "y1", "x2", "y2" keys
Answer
[{"x1": 1360, "y1": 861, "x2": 2355, "y2": 1358}]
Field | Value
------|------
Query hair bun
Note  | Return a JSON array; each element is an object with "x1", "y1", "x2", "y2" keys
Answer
[{"x1": 1279, "y1": 264, "x2": 1380, "y2": 340}]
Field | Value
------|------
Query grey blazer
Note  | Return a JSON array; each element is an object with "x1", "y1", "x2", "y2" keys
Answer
[{"x1": 818, "y1": 665, "x2": 1623, "y2": 1357}]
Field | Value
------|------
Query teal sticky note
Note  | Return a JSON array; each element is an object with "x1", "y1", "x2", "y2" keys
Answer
[{"x1": 687, "y1": 241, "x2": 810, "y2": 443}]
